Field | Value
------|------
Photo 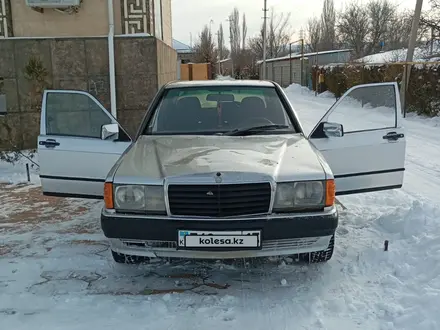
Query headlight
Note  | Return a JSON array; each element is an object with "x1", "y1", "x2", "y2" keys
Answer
[
  {"x1": 274, "y1": 181, "x2": 325, "y2": 211},
  {"x1": 114, "y1": 185, "x2": 166, "y2": 213}
]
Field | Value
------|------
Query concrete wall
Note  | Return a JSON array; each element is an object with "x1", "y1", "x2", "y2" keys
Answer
[
  {"x1": 156, "y1": 38, "x2": 177, "y2": 88},
  {"x1": 0, "y1": 36, "x2": 177, "y2": 150},
  {"x1": 263, "y1": 60, "x2": 305, "y2": 87},
  {"x1": 260, "y1": 52, "x2": 351, "y2": 87},
  {"x1": 306, "y1": 52, "x2": 352, "y2": 67}
]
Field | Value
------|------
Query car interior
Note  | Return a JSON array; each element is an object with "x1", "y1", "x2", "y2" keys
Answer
[{"x1": 155, "y1": 93, "x2": 289, "y2": 132}]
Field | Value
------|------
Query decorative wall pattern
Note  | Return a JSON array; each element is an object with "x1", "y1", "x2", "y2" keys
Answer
[
  {"x1": 0, "y1": 0, "x2": 13, "y2": 38},
  {"x1": 122, "y1": 0, "x2": 151, "y2": 34}
]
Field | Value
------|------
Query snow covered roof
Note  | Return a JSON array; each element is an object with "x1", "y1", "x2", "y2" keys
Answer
[
  {"x1": 357, "y1": 44, "x2": 440, "y2": 64},
  {"x1": 172, "y1": 39, "x2": 194, "y2": 53},
  {"x1": 256, "y1": 49, "x2": 353, "y2": 65}
]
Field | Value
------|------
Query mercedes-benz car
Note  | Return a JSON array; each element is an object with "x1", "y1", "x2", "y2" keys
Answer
[{"x1": 37, "y1": 80, "x2": 406, "y2": 264}]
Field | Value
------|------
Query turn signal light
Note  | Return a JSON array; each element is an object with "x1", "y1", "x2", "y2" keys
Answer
[
  {"x1": 325, "y1": 179, "x2": 335, "y2": 207},
  {"x1": 104, "y1": 182, "x2": 114, "y2": 209}
]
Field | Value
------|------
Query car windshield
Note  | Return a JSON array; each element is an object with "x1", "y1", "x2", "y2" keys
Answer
[{"x1": 143, "y1": 85, "x2": 296, "y2": 135}]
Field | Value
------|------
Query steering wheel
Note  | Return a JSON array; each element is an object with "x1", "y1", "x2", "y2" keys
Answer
[{"x1": 240, "y1": 117, "x2": 274, "y2": 126}]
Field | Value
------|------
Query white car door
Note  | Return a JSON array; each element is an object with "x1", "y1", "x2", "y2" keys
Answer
[
  {"x1": 308, "y1": 82, "x2": 406, "y2": 195},
  {"x1": 38, "y1": 90, "x2": 132, "y2": 199}
]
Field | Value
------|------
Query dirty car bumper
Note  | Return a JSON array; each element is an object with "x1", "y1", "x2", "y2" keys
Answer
[{"x1": 100, "y1": 207, "x2": 338, "y2": 259}]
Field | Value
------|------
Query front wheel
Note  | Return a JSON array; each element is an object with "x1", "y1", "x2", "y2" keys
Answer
[
  {"x1": 111, "y1": 250, "x2": 150, "y2": 264},
  {"x1": 299, "y1": 235, "x2": 335, "y2": 263}
]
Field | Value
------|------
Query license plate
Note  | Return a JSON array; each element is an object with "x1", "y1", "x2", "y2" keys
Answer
[{"x1": 178, "y1": 230, "x2": 261, "y2": 249}]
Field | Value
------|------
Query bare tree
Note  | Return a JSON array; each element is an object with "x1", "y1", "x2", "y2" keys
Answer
[
  {"x1": 242, "y1": 13, "x2": 248, "y2": 50},
  {"x1": 385, "y1": 9, "x2": 415, "y2": 50},
  {"x1": 421, "y1": 0, "x2": 440, "y2": 32},
  {"x1": 306, "y1": 16, "x2": 321, "y2": 52},
  {"x1": 320, "y1": 0, "x2": 337, "y2": 50},
  {"x1": 338, "y1": 2, "x2": 370, "y2": 58},
  {"x1": 365, "y1": 0, "x2": 395, "y2": 54},
  {"x1": 229, "y1": 7, "x2": 241, "y2": 56},
  {"x1": 193, "y1": 25, "x2": 217, "y2": 64},
  {"x1": 249, "y1": 10, "x2": 292, "y2": 59},
  {"x1": 268, "y1": 10, "x2": 292, "y2": 58},
  {"x1": 420, "y1": 0, "x2": 440, "y2": 52},
  {"x1": 217, "y1": 24, "x2": 225, "y2": 60}
]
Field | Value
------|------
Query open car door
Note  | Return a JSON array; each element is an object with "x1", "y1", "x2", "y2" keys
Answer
[
  {"x1": 38, "y1": 90, "x2": 132, "y2": 199},
  {"x1": 309, "y1": 82, "x2": 406, "y2": 195}
]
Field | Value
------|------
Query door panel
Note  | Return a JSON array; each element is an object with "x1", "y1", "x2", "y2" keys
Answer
[
  {"x1": 38, "y1": 90, "x2": 131, "y2": 198},
  {"x1": 309, "y1": 82, "x2": 406, "y2": 195}
]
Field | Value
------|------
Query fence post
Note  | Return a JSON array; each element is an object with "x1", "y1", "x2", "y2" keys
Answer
[{"x1": 400, "y1": 63, "x2": 409, "y2": 117}]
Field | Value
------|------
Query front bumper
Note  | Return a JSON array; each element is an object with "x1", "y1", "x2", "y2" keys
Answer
[{"x1": 101, "y1": 207, "x2": 338, "y2": 259}]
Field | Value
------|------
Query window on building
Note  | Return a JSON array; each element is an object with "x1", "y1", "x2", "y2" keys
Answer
[{"x1": 154, "y1": 0, "x2": 163, "y2": 40}]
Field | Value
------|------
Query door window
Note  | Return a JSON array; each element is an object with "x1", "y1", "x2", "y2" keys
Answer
[
  {"x1": 45, "y1": 92, "x2": 112, "y2": 138},
  {"x1": 326, "y1": 84, "x2": 397, "y2": 133}
]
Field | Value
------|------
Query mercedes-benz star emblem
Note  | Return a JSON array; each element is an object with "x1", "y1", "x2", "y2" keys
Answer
[{"x1": 215, "y1": 172, "x2": 222, "y2": 183}]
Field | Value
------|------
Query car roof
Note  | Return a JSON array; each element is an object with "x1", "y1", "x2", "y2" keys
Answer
[{"x1": 164, "y1": 80, "x2": 276, "y2": 89}]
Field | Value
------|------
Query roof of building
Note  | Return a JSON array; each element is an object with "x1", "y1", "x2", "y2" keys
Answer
[
  {"x1": 356, "y1": 44, "x2": 440, "y2": 64},
  {"x1": 172, "y1": 39, "x2": 194, "y2": 53},
  {"x1": 256, "y1": 49, "x2": 353, "y2": 64},
  {"x1": 165, "y1": 80, "x2": 275, "y2": 89}
]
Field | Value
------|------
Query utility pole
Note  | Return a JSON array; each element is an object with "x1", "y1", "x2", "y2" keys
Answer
[
  {"x1": 262, "y1": 0, "x2": 268, "y2": 80},
  {"x1": 315, "y1": 45, "x2": 319, "y2": 96},
  {"x1": 300, "y1": 38, "x2": 304, "y2": 86},
  {"x1": 400, "y1": 0, "x2": 423, "y2": 117},
  {"x1": 289, "y1": 43, "x2": 292, "y2": 84},
  {"x1": 299, "y1": 28, "x2": 304, "y2": 87}
]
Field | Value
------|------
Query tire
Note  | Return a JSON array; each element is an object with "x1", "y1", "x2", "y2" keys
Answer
[
  {"x1": 299, "y1": 235, "x2": 335, "y2": 263},
  {"x1": 111, "y1": 250, "x2": 149, "y2": 264}
]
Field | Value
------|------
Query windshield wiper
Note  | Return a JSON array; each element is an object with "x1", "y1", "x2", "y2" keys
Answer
[{"x1": 224, "y1": 124, "x2": 291, "y2": 136}]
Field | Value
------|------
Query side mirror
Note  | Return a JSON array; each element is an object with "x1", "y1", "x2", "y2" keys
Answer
[
  {"x1": 101, "y1": 123, "x2": 119, "y2": 140},
  {"x1": 0, "y1": 94, "x2": 6, "y2": 116},
  {"x1": 323, "y1": 122, "x2": 344, "y2": 137}
]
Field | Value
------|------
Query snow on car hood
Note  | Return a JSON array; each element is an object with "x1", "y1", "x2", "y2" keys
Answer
[{"x1": 113, "y1": 134, "x2": 327, "y2": 183}]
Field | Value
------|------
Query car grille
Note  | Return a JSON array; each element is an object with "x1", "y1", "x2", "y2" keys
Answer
[{"x1": 167, "y1": 183, "x2": 272, "y2": 217}]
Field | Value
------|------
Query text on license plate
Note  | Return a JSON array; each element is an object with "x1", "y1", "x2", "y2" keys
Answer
[{"x1": 178, "y1": 230, "x2": 261, "y2": 248}]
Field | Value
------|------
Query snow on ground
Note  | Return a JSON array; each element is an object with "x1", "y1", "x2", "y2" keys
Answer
[
  {"x1": 1, "y1": 85, "x2": 440, "y2": 330},
  {"x1": 215, "y1": 74, "x2": 235, "y2": 81},
  {"x1": 0, "y1": 151, "x2": 40, "y2": 185}
]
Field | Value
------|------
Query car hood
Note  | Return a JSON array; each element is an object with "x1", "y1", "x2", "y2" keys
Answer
[{"x1": 114, "y1": 135, "x2": 326, "y2": 183}]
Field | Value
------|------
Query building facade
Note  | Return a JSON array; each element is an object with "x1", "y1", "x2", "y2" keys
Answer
[
  {"x1": 0, "y1": 0, "x2": 172, "y2": 46},
  {"x1": 172, "y1": 39, "x2": 195, "y2": 64},
  {"x1": 0, "y1": 0, "x2": 177, "y2": 150}
]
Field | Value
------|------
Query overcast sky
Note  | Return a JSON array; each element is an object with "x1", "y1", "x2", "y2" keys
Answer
[{"x1": 172, "y1": 0, "x2": 431, "y2": 46}]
